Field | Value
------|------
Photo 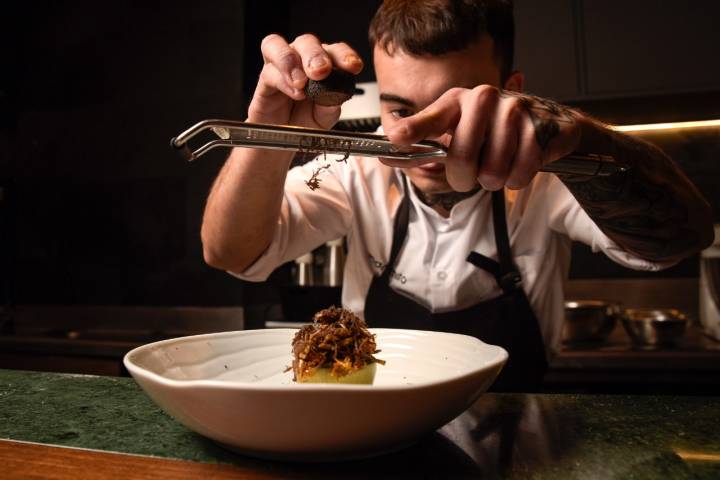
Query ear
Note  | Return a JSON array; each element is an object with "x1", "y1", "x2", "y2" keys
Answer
[{"x1": 503, "y1": 70, "x2": 524, "y2": 92}]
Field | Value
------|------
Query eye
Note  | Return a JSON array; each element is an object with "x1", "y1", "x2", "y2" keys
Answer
[{"x1": 390, "y1": 108, "x2": 414, "y2": 119}]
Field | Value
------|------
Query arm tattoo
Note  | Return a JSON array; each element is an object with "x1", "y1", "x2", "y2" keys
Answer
[
  {"x1": 500, "y1": 91, "x2": 711, "y2": 261},
  {"x1": 500, "y1": 90, "x2": 576, "y2": 150},
  {"x1": 556, "y1": 132, "x2": 708, "y2": 261}
]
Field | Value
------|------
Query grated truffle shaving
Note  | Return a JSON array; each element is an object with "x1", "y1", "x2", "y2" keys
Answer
[{"x1": 290, "y1": 306, "x2": 385, "y2": 381}]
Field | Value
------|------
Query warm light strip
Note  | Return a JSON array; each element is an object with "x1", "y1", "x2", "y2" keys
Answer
[
  {"x1": 675, "y1": 450, "x2": 720, "y2": 462},
  {"x1": 612, "y1": 119, "x2": 720, "y2": 132}
]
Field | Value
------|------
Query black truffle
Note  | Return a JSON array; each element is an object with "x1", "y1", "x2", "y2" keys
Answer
[{"x1": 305, "y1": 68, "x2": 356, "y2": 106}]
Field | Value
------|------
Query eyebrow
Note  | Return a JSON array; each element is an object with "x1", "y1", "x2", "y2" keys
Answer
[{"x1": 379, "y1": 93, "x2": 416, "y2": 108}]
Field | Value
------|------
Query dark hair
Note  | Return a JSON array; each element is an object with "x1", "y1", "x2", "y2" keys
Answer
[{"x1": 368, "y1": 0, "x2": 515, "y2": 82}]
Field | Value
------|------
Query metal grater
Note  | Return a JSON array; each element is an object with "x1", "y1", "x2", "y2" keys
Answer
[{"x1": 171, "y1": 119, "x2": 627, "y2": 177}]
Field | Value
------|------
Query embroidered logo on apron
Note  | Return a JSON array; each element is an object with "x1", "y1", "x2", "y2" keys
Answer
[{"x1": 368, "y1": 254, "x2": 407, "y2": 284}]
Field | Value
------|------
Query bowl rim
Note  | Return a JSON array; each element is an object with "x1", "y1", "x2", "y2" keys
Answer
[
  {"x1": 621, "y1": 308, "x2": 689, "y2": 323},
  {"x1": 123, "y1": 328, "x2": 508, "y2": 393},
  {"x1": 564, "y1": 300, "x2": 620, "y2": 309}
]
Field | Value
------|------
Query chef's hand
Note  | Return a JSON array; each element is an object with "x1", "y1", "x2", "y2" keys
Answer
[
  {"x1": 248, "y1": 33, "x2": 363, "y2": 128},
  {"x1": 384, "y1": 85, "x2": 583, "y2": 191}
]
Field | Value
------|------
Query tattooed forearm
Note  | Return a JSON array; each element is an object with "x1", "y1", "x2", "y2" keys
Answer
[
  {"x1": 557, "y1": 122, "x2": 713, "y2": 261},
  {"x1": 499, "y1": 91, "x2": 711, "y2": 261},
  {"x1": 501, "y1": 91, "x2": 576, "y2": 150},
  {"x1": 558, "y1": 170, "x2": 695, "y2": 259}
]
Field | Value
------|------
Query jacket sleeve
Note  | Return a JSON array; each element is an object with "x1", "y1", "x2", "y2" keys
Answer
[{"x1": 231, "y1": 158, "x2": 353, "y2": 281}]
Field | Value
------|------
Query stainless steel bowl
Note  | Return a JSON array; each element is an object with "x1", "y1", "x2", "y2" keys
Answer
[
  {"x1": 621, "y1": 308, "x2": 688, "y2": 349},
  {"x1": 563, "y1": 300, "x2": 619, "y2": 344}
]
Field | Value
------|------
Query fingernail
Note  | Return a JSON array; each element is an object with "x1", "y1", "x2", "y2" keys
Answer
[
  {"x1": 344, "y1": 54, "x2": 362, "y2": 66},
  {"x1": 290, "y1": 68, "x2": 305, "y2": 87},
  {"x1": 308, "y1": 55, "x2": 328, "y2": 71},
  {"x1": 478, "y1": 175, "x2": 501, "y2": 191}
]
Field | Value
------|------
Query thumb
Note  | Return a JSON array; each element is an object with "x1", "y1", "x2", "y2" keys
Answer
[{"x1": 312, "y1": 104, "x2": 342, "y2": 129}]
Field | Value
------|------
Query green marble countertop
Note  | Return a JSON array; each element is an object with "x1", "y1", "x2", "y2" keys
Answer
[{"x1": 1, "y1": 368, "x2": 719, "y2": 479}]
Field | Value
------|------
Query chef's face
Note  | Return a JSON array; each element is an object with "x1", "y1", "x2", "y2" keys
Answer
[{"x1": 374, "y1": 35, "x2": 517, "y2": 194}]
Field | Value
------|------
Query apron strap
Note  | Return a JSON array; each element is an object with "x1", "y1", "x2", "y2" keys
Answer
[
  {"x1": 384, "y1": 174, "x2": 411, "y2": 275},
  {"x1": 466, "y1": 251, "x2": 501, "y2": 279},
  {"x1": 388, "y1": 177, "x2": 521, "y2": 294},
  {"x1": 490, "y1": 190, "x2": 522, "y2": 292},
  {"x1": 466, "y1": 190, "x2": 522, "y2": 294}
]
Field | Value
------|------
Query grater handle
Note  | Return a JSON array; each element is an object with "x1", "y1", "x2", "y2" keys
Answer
[{"x1": 171, "y1": 119, "x2": 628, "y2": 177}]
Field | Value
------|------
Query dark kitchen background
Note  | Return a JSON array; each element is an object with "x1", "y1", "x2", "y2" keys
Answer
[{"x1": 1, "y1": 1, "x2": 719, "y2": 381}]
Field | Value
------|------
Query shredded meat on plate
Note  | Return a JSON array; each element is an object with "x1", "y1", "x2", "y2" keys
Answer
[{"x1": 291, "y1": 306, "x2": 385, "y2": 381}]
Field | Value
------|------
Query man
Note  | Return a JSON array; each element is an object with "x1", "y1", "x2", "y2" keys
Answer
[{"x1": 201, "y1": 0, "x2": 712, "y2": 390}]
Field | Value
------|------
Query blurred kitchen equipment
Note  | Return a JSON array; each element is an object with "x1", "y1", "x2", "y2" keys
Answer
[
  {"x1": 563, "y1": 300, "x2": 620, "y2": 344},
  {"x1": 292, "y1": 239, "x2": 345, "y2": 288},
  {"x1": 621, "y1": 308, "x2": 689, "y2": 349},
  {"x1": 336, "y1": 81, "x2": 381, "y2": 131},
  {"x1": 294, "y1": 252, "x2": 314, "y2": 286},
  {"x1": 282, "y1": 245, "x2": 345, "y2": 325},
  {"x1": 699, "y1": 224, "x2": 720, "y2": 340},
  {"x1": 171, "y1": 120, "x2": 627, "y2": 177},
  {"x1": 325, "y1": 237, "x2": 345, "y2": 287}
]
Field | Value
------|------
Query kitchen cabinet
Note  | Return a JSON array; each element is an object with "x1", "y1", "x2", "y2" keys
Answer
[
  {"x1": 249, "y1": 0, "x2": 720, "y2": 103},
  {"x1": 582, "y1": 0, "x2": 720, "y2": 97},
  {"x1": 514, "y1": 0, "x2": 720, "y2": 102},
  {"x1": 514, "y1": 0, "x2": 579, "y2": 101}
]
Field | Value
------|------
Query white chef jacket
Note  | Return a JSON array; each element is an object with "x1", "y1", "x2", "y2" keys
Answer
[{"x1": 234, "y1": 153, "x2": 672, "y2": 352}]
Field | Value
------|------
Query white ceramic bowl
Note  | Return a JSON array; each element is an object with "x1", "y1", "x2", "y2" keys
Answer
[{"x1": 123, "y1": 328, "x2": 507, "y2": 461}]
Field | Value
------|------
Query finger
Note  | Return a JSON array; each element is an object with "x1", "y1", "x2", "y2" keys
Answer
[
  {"x1": 477, "y1": 96, "x2": 521, "y2": 191},
  {"x1": 377, "y1": 156, "x2": 441, "y2": 169},
  {"x1": 261, "y1": 34, "x2": 306, "y2": 90},
  {"x1": 505, "y1": 115, "x2": 543, "y2": 190},
  {"x1": 286, "y1": 100, "x2": 340, "y2": 129},
  {"x1": 291, "y1": 33, "x2": 332, "y2": 80},
  {"x1": 256, "y1": 63, "x2": 305, "y2": 102},
  {"x1": 385, "y1": 88, "x2": 464, "y2": 146},
  {"x1": 323, "y1": 42, "x2": 364, "y2": 75},
  {"x1": 312, "y1": 104, "x2": 342, "y2": 129},
  {"x1": 443, "y1": 86, "x2": 497, "y2": 192}
]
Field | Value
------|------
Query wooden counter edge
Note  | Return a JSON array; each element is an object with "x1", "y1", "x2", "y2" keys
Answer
[{"x1": 0, "y1": 439, "x2": 273, "y2": 480}]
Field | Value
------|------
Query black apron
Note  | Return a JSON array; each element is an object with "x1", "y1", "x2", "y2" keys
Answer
[{"x1": 364, "y1": 176, "x2": 548, "y2": 392}]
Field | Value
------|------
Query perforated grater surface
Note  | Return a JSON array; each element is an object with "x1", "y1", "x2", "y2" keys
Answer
[{"x1": 171, "y1": 119, "x2": 627, "y2": 176}]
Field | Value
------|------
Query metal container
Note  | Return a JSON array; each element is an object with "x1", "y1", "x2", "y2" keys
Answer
[
  {"x1": 621, "y1": 308, "x2": 688, "y2": 349},
  {"x1": 563, "y1": 300, "x2": 619, "y2": 344},
  {"x1": 294, "y1": 252, "x2": 315, "y2": 286},
  {"x1": 699, "y1": 225, "x2": 720, "y2": 340},
  {"x1": 325, "y1": 237, "x2": 345, "y2": 287}
]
